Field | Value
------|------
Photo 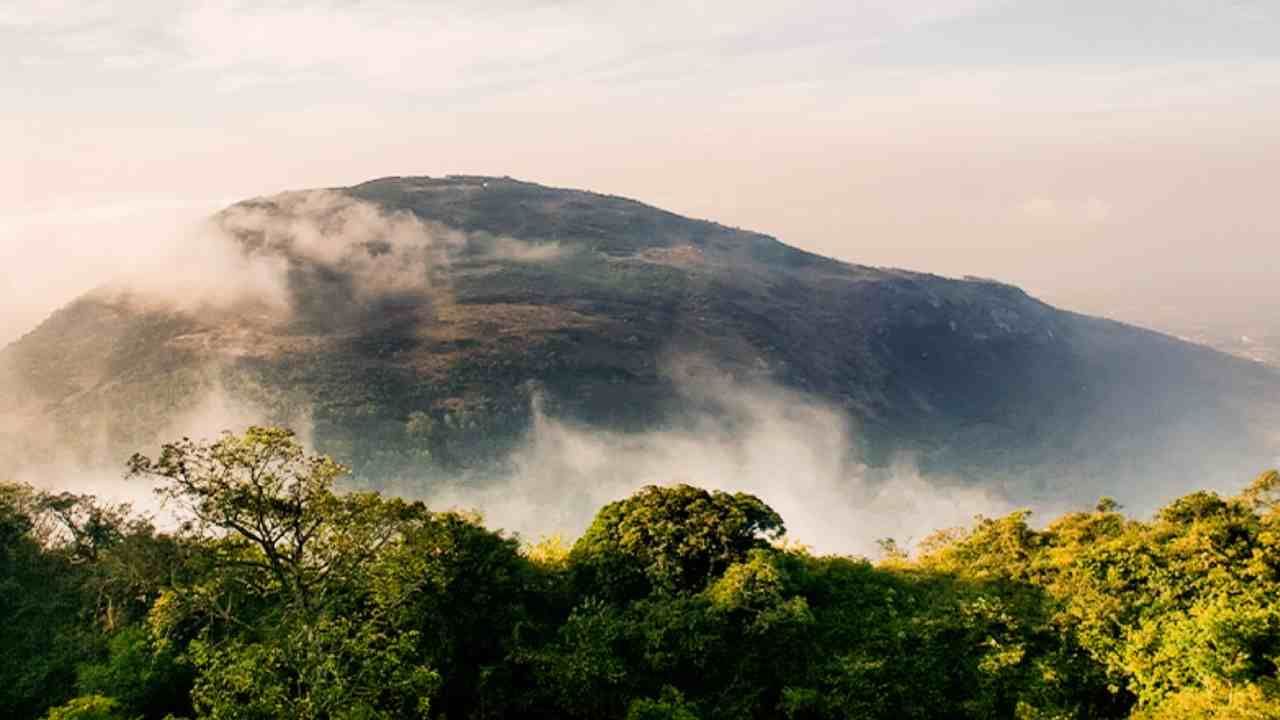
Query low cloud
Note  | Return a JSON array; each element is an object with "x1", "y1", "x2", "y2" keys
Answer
[
  {"x1": 8, "y1": 378, "x2": 309, "y2": 529},
  {"x1": 98, "y1": 215, "x2": 293, "y2": 317},
  {"x1": 481, "y1": 236, "x2": 567, "y2": 263},
  {"x1": 1, "y1": 189, "x2": 576, "y2": 525},
  {"x1": 0, "y1": 188, "x2": 573, "y2": 347},
  {"x1": 214, "y1": 190, "x2": 449, "y2": 305},
  {"x1": 421, "y1": 363, "x2": 1011, "y2": 557},
  {"x1": 4, "y1": 357, "x2": 1012, "y2": 556}
]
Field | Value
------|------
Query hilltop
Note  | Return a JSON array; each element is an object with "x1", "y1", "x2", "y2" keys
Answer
[{"x1": 2, "y1": 176, "x2": 1277, "y2": 507}]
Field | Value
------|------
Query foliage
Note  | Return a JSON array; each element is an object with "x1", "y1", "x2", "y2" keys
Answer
[
  {"x1": 4, "y1": 432, "x2": 1280, "y2": 719},
  {"x1": 570, "y1": 484, "x2": 785, "y2": 600},
  {"x1": 627, "y1": 687, "x2": 701, "y2": 720},
  {"x1": 186, "y1": 613, "x2": 438, "y2": 720},
  {"x1": 76, "y1": 626, "x2": 191, "y2": 719},
  {"x1": 41, "y1": 695, "x2": 136, "y2": 720}
]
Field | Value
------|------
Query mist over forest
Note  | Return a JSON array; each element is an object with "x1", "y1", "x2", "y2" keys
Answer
[
  {"x1": 7, "y1": 1, "x2": 1280, "y2": 718},
  {"x1": 5, "y1": 428, "x2": 1280, "y2": 719},
  {"x1": 4, "y1": 178, "x2": 1277, "y2": 562}
]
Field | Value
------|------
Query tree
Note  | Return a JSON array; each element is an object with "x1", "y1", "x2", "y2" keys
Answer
[
  {"x1": 75, "y1": 625, "x2": 192, "y2": 720},
  {"x1": 129, "y1": 427, "x2": 354, "y2": 612},
  {"x1": 570, "y1": 485, "x2": 785, "y2": 600},
  {"x1": 12, "y1": 432, "x2": 1280, "y2": 720},
  {"x1": 0, "y1": 483, "x2": 102, "y2": 719},
  {"x1": 129, "y1": 427, "x2": 442, "y2": 719},
  {"x1": 34, "y1": 492, "x2": 133, "y2": 564},
  {"x1": 1242, "y1": 469, "x2": 1280, "y2": 512},
  {"x1": 627, "y1": 687, "x2": 700, "y2": 720},
  {"x1": 41, "y1": 695, "x2": 136, "y2": 720}
]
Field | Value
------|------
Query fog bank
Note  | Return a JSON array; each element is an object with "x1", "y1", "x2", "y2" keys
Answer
[{"x1": 417, "y1": 369, "x2": 1012, "y2": 556}]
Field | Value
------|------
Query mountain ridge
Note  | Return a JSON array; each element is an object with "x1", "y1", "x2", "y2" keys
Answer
[{"x1": 2, "y1": 175, "x2": 1277, "y2": 510}]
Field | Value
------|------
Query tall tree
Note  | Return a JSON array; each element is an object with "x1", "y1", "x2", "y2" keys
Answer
[{"x1": 129, "y1": 427, "x2": 441, "y2": 720}]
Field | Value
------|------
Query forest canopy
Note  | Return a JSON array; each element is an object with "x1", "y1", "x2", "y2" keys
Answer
[{"x1": 3, "y1": 427, "x2": 1279, "y2": 719}]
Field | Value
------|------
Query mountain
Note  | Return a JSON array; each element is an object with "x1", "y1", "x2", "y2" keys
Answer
[{"x1": 2, "y1": 176, "x2": 1278, "y2": 507}]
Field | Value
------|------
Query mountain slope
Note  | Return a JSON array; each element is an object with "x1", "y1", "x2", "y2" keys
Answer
[{"x1": 2, "y1": 176, "x2": 1277, "y2": 507}]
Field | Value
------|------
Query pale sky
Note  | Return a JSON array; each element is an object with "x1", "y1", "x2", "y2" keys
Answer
[{"x1": 4, "y1": 0, "x2": 1280, "y2": 345}]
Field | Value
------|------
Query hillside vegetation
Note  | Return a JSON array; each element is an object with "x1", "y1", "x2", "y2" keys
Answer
[
  {"x1": 2, "y1": 177, "x2": 1278, "y2": 510},
  {"x1": 4, "y1": 427, "x2": 1280, "y2": 719}
]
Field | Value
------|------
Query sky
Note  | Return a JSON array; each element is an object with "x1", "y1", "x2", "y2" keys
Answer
[{"x1": 4, "y1": 0, "x2": 1280, "y2": 345}]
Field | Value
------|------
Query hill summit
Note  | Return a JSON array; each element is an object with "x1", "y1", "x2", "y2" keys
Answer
[{"x1": 2, "y1": 176, "x2": 1277, "y2": 508}]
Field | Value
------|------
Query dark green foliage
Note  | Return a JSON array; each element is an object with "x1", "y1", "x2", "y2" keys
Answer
[
  {"x1": 627, "y1": 688, "x2": 700, "y2": 720},
  {"x1": 371, "y1": 511, "x2": 535, "y2": 719},
  {"x1": 569, "y1": 485, "x2": 785, "y2": 600},
  {"x1": 76, "y1": 627, "x2": 192, "y2": 720},
  {"x1": 4, "y1": 433, "x2": 1280, "y2": 719},
  {"x1": 0, "y1": 486, "x2": 109, "y2": 718}
]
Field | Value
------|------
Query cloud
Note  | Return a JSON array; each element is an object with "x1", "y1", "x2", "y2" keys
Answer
[
  {"x1": 207, "y1": 189, "x2": 568, "y2": 308},
  {"x1": 5, "y1": 0, "x2": 1004, "y2": 96},
  {"x1": 1083, "y1": 196, "x2": 1112, "y2": 224},
  {"x1": 1016, "y1": 195, "x2": 1114, "y2": 225},
  {"x1": 480, "y1": 235, "x2": 567, "y2": 264},
  {"x1": 214, "y1": 190, "x2": 451, "y2": 302},
  {"x1": 7, "y1": 378, "x2": 311, "y2": 529},
  {"x1": 6, "y1": 354, "x2": 1012, "y2": 554},
  {"x1": 0, "y1": 0, "x2": 119, "y2": 30},
  {"x1": 0, "y1": 185, "x2": 581, "y2": 495},
  {"x1": 0, "y1": 187, "x2": 583, "y2": 348},
  {"x1": 1019, "y1": 196, "x2": 1058, "y2": 221},
  {"x1": 0, "y1": 196, "x2": 218, "y2": 346},
  {"x1": 420, "y1": 362, "x2": 1011, "y2": 557}
]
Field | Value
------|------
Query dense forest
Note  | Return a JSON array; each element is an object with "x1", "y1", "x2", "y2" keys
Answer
[{"x1": 4, "y1": 427, "x2": 1279, "y2": 719}]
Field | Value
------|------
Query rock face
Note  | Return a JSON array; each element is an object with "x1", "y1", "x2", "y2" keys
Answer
[{"x1": 2, "y1": 175, "x2": 1278, "y2": 504}]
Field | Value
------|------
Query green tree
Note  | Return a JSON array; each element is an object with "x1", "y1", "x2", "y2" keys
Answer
[
  {"x1": 570, "y1": 484, "x2": 785, "y2": 600},
  {"x1": 1, "y1": 483, "x2": 104, "y2": 719},
  {"x1": 627, "y1": 687, "x2": 700, "y2": 720},
  {"x1": 129, "y1": 427, "x2": 442, "y2": 719},
  {"x1": 41, "y1": 695, "x2": 136, "y2": 720},
  {"x1": 76, "y1": 625, "x2": 192, "y2": 720}
]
